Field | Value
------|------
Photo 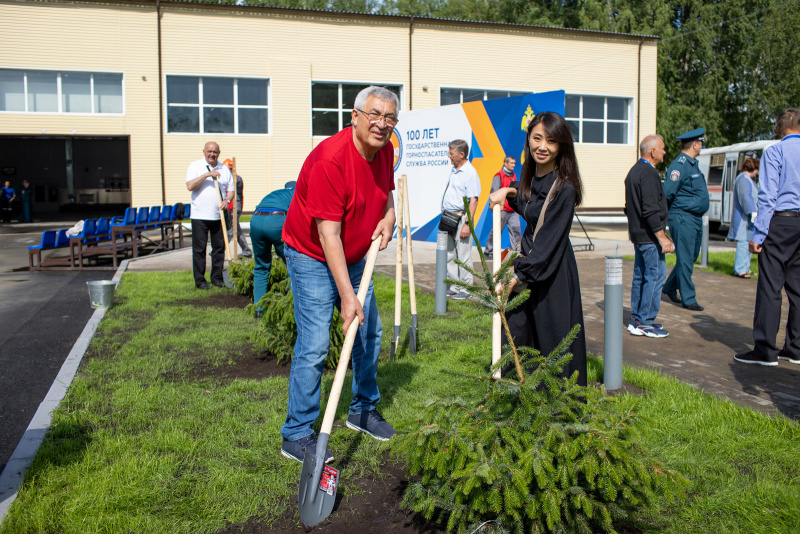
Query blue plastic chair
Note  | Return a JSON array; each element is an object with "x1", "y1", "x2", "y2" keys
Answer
[
  {"x1": 147, "y1": 206, "x2": 161, "y2": 229},
  {"x1": 134, "y1": 207, "x2": 149, "y2": 230},
  {"x1": 112, "y1": 207, "x2": 136, "y2": 227},
  {"x1": 55, "y1": 229, "x2": 70, "y2": 248},
  {"x1": 160, "y1": 205, "x2": 174, "y2": 222},
  {"x1": 77, "y1": 219, "x2": 98, "y2": 243},
  {"x1": 28, "y1": 230, "x2": 57, "y2": 251},
  {"x1": 184, "y1": 204, "x2": 191, "y2": 219},
  {"x1": 95, "y1": 218, "x2": 111, "y2": 242}
]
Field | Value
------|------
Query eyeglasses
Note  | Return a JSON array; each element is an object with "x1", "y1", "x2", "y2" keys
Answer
[{"x1": 355, "y1": 108, "x2": 399, "y2": 127}]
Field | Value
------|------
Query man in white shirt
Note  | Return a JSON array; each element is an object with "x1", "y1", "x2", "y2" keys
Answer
[
  {"x1": 186, "y1": 141, "x2": 234, "y2": 289},
  {"x1": 441, "y1": 139, "x2": 481, "y2": 300}
]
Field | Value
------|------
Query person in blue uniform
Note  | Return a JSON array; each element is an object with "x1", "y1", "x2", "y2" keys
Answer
[
  {"x1": 19, "y1": 180, "x2": 32, "y2": 223},
  {"x1": 250, "y1": 181, "x2": 296, "y2": 317},
  {"x1": 661, "y1": 128, "x2": 709, "y2": 311}
]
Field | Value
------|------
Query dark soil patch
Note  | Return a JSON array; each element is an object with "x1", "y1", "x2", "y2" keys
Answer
[
  {"x1": 192, "y1": 344, "x2": 293, "y2": 383},
  {"x1": 182, "y1": 291, "x2": 252, "y2": 309},
  {"x1": 215, "y1": 454, "x2": 444, "y2": 534}
]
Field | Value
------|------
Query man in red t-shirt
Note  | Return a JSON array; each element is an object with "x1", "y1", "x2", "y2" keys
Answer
[
  {"x1": 484, "y1": 156, "x2": 521, "y2": 255},
  {"x1": 279, "y1": 86, "x2": 398, "y2": 464}
]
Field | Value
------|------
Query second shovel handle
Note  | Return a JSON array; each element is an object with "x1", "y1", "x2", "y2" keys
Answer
[{"x1": 319, "y1": 237, "x2": 382, "y2": 436}]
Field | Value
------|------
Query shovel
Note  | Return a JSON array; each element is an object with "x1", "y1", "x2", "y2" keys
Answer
[
  {"x1": 492, "y1": 204, "x2": 502, "y2": 379},
  {"x1": 209, "y1": 166, "x2": 234, "y2": 288},
  {"x1": 402, "y1": 176, "x2": 418, "y2": 354},
  {"x1": 391, "y1": 178, "x2": 405, "y2": 362},
  {"x1": 298, "y1": 237, "x2": 382, "y2": 528}
]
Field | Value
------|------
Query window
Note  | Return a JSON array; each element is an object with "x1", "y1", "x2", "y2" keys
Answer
[
  {"x1": 311, "y1": 82, "x2": 402, "y2": 136},
  {"x1": 440, "y1": 88, "x2": 528, "y2": 106},
  {"x1": 0, "y1": 69, "x2": 122, "y2": 114},
  {"x1": 166, "y1": 76, "x2": 270, "y2": 134},
  {"x1": 565, "y1": 95, "x2": 631, "y2": 144}
]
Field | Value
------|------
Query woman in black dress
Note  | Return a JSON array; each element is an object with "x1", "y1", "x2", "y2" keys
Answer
[{"x1": 488, "y1": 112, "x2": 587, "y2": 385}]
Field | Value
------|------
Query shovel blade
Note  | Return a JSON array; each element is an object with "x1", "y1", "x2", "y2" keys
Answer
[
  {"x1": 299, "y1": 455, "x2": 338, "y2": 527},
  {"x1": 409, "y1": 326, "x2": 417, "y2": 354},
  {"x1": 222, "y1": 270, "x2": 234, "y2": 289}
]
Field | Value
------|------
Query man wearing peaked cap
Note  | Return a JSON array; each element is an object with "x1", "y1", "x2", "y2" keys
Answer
[{"x1": 661, "y1": 128, "x2": 709, "y2": 311}]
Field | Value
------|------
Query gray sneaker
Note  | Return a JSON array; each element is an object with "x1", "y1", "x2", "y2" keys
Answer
[
  {"x1": 451, "y1": 290, "x2": 470, "y2": 300},
  {"x1": 346, "y1": 410, "x2": 395, "y2": 441},
  {"x1": 281, "y1": 435, "x2": 334, "y2": 464},
  {"x1": 446, "y1": 287, "x2": 459, "y2": 296}
]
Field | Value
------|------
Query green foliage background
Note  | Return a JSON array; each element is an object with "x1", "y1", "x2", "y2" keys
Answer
[{"x1": 205, "y1": 0, "x2": 800, "y2": 159}]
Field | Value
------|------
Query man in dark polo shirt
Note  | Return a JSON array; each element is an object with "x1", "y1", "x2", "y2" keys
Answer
[
  {"x1": 624, "y1": 134, "x2": 674, "y2": 338},
  {"x1": 279, "y1": 86, "x2": 398, "y2": 463}
]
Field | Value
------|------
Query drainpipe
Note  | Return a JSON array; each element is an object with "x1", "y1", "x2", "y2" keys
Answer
[
  {"x1": 157, "y1": 0, "x2": 166, "y2": 205},
  {"x1": 636, "y1": 36, "x2": 644, "y2": 150},
  {"x1": 409, "y1": 16, "x2": 414, "y2": 110}
]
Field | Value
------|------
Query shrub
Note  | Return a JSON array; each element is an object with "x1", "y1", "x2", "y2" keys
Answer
[
  {"x1": 392, "y1": 199, "x2": 688, "y2": 533},
  {"x1": 228, "y1": 252, "x2": 344, "y2": 368},
  {"x1": 228, "y1": 257, "x2": 254, "y2": 297}
]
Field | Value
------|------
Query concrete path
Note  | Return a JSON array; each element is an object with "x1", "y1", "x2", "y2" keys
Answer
[{"x1": 373, "y1": 236, "x2": 800, "y2": 420}]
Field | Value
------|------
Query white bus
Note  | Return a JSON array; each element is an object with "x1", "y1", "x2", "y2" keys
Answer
[{"x1": 697, "y1": 140, "x2": 778, "y2": 232}]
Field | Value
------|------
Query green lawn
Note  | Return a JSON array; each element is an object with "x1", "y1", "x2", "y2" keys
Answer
[
  {"x1": 623, "y1": 250, "x2": 759, "y2": 277},
  {"x1": 1, "y1": 271, "x2": 797, "y2": 533}
]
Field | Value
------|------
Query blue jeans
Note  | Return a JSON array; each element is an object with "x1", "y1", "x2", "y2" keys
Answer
[
  {"x1": 631, "y1": 243, "x2": 666, "y2": 325},
  {"x1": 280, "y1": 244, "x2": 383, "y2": 441},
  {"x1": 249, "y1": 213, "x2": 286, "y2": 308}
]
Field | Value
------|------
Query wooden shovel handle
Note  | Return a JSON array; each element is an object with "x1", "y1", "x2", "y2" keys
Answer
[
  {"x1": 492, "y1": 204, "x2": 502, "y2": 379},
  {"x1": 319, "y1": 237, "x2": 382, "y2": 436},
  {"x1": 394, "y1": 178, "x2": 404, "y2": 329},
  {"x1": 402, "y1": 176, "x2": 417, "y2": 315},
  {"x1": 213, "y1": 175, "x2": 233, "y2": 261}
]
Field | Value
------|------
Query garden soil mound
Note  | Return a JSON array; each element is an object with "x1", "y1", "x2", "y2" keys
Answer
[{"x1": 188, "y1": 292, "x2": 445, "y2": 533}]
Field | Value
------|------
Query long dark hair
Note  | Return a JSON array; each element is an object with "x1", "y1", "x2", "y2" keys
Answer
[{"x1": 519, "y1": 111, "x2": 583, "y2": 207}]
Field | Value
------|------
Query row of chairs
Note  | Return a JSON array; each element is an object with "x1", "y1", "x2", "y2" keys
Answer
[
  {"x1": 111, "y1": 204, "x2": 190, "y2": 231},
  {"x1": 28, "y1": 203, "x2": 189, "y2": 270}
]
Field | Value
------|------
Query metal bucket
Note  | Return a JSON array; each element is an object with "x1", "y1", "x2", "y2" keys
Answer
[{"x1": 87, "y1": 280, "x2": 116, "y2": 308}]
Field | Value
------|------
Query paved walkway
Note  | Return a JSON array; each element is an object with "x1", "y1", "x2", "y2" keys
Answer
[
  {"x1": 125, "y1": 231, "x2": 800, "y2": 419},
  {"x1": 371, "y1": 237, "x2": 800, "y2": 420}
]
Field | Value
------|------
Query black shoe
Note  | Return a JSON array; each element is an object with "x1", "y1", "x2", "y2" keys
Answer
[
  {"x1": 663, "y1": 291, "x2": 681, "y2": 304},
  {"x1": 346, "y1": 410, "x2": 395, "y2": 441},
  {"x1": 734, "y1": 350, "x2": 778, "y2": 367},
  {"x1": 196, "y1": 282, "x2": 211, "y2": 290},
  {"x1": 281, "y1": 435, "x2": 334, "y2": 464},
  {"x1": 778, "y1": 349, "x2": 800, "y2": 365},
  {"x1": 211, "y1": 279, "x2": 225, "y2": 287},
  {"x1": 683, "y1": 302, "x2": 704, "y2": 311}
]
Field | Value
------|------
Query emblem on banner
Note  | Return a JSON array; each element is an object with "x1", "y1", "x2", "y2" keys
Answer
[
  {"x1": 391, "y1": 130, "x2": 403, "y2": 172},
  {"x1": 521, "y1": 105, "x2": 535, "y2": 131}
]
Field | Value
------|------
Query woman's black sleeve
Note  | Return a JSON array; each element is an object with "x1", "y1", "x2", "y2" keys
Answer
[
  {"x1": 512, "y1": 184, "x2": 575, "y2": 283},
  {"x1": 506, "y1": 181, "x2": 522, "y2": 214}
]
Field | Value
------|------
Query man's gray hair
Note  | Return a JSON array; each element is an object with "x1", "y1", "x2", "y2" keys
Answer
[
  {"x1": 639, "y1": 134, "x2": 663, "y2": 156},
  {"x1": 353, "y1": 86, "x2": 399, "y2": 111},
  {"x1": 449, "y1": 139, "x2": 469, "y2": 157}
]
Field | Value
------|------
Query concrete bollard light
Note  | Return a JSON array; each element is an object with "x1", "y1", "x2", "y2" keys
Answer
[
  {"x1": 435, "y1": 231, "x2": 448, "y2": 315},
  {"x1": 604, "y1": 255, "x2": 623, "y2": 390}
]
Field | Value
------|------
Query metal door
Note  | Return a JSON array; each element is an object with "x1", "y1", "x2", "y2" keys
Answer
[{"x1": 722, "y1": 157, "x2": 737, "y2": 225}]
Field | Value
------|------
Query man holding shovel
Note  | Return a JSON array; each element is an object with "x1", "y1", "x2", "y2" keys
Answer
[
  {"x1": 186, "y1": 141, "x2": 234, "y2": 289},
  {"x1": 280, "y1": 86, "x2": 398, "y2": 463}
]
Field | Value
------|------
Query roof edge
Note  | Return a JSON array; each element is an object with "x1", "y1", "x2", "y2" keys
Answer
[{"x1": 95, "y1": 0, "x2": 660, "y2": 40}]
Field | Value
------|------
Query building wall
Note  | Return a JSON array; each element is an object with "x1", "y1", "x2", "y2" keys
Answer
[
  {"x1": 0, "y1": 0, "x2": 160, "y2": 207},
  {"x1": 0, "y1": 0, "x2": 657, "y2": 211}
]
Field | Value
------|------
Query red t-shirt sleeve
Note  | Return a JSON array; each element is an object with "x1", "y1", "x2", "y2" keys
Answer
[{"x1": 304, "y1": 160, "x2": 346, "y2": 222}]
